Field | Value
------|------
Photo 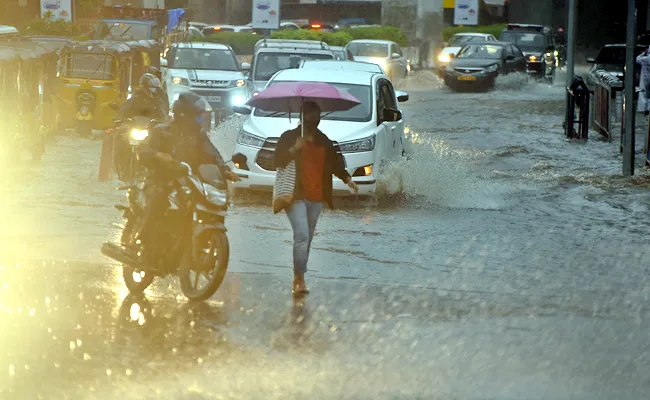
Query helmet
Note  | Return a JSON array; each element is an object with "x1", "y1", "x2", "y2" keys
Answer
[
  {"x1": 172, "y1": 92, "x2": 213, "y2": 132},
  {"x1": 139, "y1": 73, "x2": 161, "y2": 97},
  {"x1": 146, "y1": 65, "x2": 161, "y2": 78}
]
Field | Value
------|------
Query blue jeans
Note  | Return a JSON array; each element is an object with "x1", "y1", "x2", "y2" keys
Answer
[{"x1": 285, "y1": 200, "x2": 324, "y2": 274}]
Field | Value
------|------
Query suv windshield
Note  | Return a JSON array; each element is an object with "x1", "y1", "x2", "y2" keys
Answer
[
  {"x1": 254, "y1": 52, "x2": 334, "y2": 80},
  {"x1": 254, "y1": 82, "x2": 372, "y2": 122},
  {"x1": 457, "y1": 44, "x2": 503, "y2": 60},
  {"x1": 500, "y1": 31, "x2": 548, "y2": 50},
  {"x1": 171, "y1": 48, "x2": 238, "y2": 71},
  {"x1": 95, "y1": 22, "x2": 150, "y2": 40},
  {"x1": 347, "y1": 42, "x2": 388, "y2": 58}
]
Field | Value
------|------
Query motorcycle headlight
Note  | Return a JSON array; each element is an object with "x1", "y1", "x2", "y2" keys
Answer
[
  {"x1": 339, "y1": 135, "x2": 375, "y2": 153},
  {"x1": 230, "y1": 79, "x2": 246, "y2": 88},
  {"x1": 484, "y1": 64, "x2": 499, "y2": 73},
  {"x1": 130, "y1": 129, "x2": 149, "y2": 141},
  {"x1": 171, "y1": 76, "x2": 189, "y2": 85},
  {"x1": 203, "y1": 183, "x2": 227, "y2": 207},
  {"x1": 236, "y1": 130, "x2": 264, "y2": 148}
]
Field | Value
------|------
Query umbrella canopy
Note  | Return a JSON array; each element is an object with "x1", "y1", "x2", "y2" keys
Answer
[{"x1": 246, "y1": 81, "x2": 361, "y2": 113}]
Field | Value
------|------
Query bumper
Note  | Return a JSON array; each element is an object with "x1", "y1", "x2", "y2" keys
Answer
[
  {"x1": 230, "y1": 144, "x2": 377, "y2": 196},
  {"x1": 526, "y1": 61, "x2": 544, "y2": 74},
  {"x1": 444, "y1": 69, "x2": 498, "y2": 87}
]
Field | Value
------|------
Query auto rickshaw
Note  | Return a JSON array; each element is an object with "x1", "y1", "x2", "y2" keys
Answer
[{"x1": 56, "y1": 40, "x2": 161, "y2": 136}]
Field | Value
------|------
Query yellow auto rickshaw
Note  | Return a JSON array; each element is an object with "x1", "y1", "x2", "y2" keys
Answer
[{"x1": 57, "y1": 40, "x2": 161, "y2": 136}]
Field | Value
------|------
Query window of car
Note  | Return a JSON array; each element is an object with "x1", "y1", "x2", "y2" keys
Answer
[
  {"x1": 500, "y1": 31, "x2": 549, "y2": 51},
  {"x1": 170, "y1": 48, "x2": 238, "y2": 71},
  {"x1": 503, "y1": 45, "x2": 514, "y2": 59},
  {"x1": 376, "y1": 79, "x2": 397, "y2": 125},
  {"x1": 253, "y1": 52, "x2": 335, "y2": 81},
  {"x1": 512, "y1": 45, "x2": 524, "y2": 58},
  {"x1": 254, "y1": 81, "x2": 372, "y2": 122},
  {"x1": 457, "y1": 44, "x2": 503, "y2": 60},
  {"x1": 347, "y1": 42, "x2": 389, "y2": 58}
]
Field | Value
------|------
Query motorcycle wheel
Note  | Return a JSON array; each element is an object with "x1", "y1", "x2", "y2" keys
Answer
[
  {"x1": 179, "y1": 231, "x2": 230, "y2": 302},
  {"x1": 121, "y1": 221, "x2": 154, "y2": 293}
]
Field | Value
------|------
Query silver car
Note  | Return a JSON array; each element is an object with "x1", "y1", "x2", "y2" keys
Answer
[{"x1": 345, "y1": 40, "x2": 409, "y2": 81}]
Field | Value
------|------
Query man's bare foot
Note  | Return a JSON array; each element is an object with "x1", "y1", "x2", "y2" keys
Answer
[{"x1": 293, "y1": 273, "x2": 309, "y2": 295}]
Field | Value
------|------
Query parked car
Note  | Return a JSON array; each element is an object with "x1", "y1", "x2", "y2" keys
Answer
[
  {"x1": 299, "y1": 60, "x2": 385, "y2": 75},
  {"x1": 202, "y1": 25, "x2": 254, "y2": 35},
  {"x1": 330, "y1": 45, "x2": 354, "y2": 61},
  {"x1": 302, "y1": 22, "x2": 339, "y2": 32},
  {"x1": 229, "y1": 68, "x2": 410, "y2": 197},
  {"x1": 437, "y1": 33, "x2": 497, "y2": 76},
  {"x1": 345, "y1": 40, "x2": 409, "y2": 81},
  {"x1": 585, "y1": 44, "x2": 645, "y2": 90},
  {"x1": 251, "y1": 39, "x2": 335, "y2": 91},
  {"x1": 443, "y1": 41, "x2": 527, "y2": 91},
  {"x1": 499, "y1": 23, "x2": 556, "y2": 83},
  {"x1": 188, "y1": 26, "x2": 204, "y2": 38},
  {"x1": 161, "y1": 42, "x2": 253, "y2": 120}
]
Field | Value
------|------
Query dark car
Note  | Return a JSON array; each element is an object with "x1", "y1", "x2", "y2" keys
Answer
[
  {"x1": 443, "y1": 41, "x2": 527, "y2": 91},
  {"x1": 585, "y1": 44, "x2": 646, "y2": 90},
  {"x1": 499, "y1": 23, "x2": 556, "y2": 83}
]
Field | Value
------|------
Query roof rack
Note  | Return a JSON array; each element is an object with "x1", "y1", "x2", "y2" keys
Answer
[{"x1": 254, "y1": 38, "x2": 331, "y2": 51}]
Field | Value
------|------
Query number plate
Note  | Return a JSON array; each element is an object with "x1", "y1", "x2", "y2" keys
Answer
[
  {"x1": 205, "y1": 96, "x2": 222, "y2": 103},
  {"x1": 457, "y1": 75, "x2": 477, "y2": 81}
]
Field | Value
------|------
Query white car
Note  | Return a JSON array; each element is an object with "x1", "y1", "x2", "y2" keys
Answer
[
  {"x1": 345, "y1": 40, "x2": 409, "y2": 82},
  {"x1": 161, "y1": 42, "x2": 253, "y2": 119},
  {"x1": 299, "y1": 60, "x2": 386, "y2": 75},
  {"x1": 437, "y1": 33, "x2": 497, "y2": 75},
  {"x1": 230, "y1": 69, "x2": 409, "y2": 196},
  {"x1": 202, "y1": 25, "x2": 254, "y2": 35}
]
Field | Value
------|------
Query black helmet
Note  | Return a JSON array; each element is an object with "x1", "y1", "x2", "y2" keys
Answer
[
  {"x1": 146, "y1": 65, "x2": 161, "y2": 78},
  {"x1": 139, "y1": 73, "x2": 161, "y2": 98},
  {"x1": 172, "y1": 92, "x2": 213, "y2": 132}
]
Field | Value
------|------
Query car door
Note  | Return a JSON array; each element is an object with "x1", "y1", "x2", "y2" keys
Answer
[
  {"x1": 502, "y1": 45, "x2": 516, "y2": 75},
  {"x1": 378, "y1": 78, "x2": 402, "y2": 159},
  {"x1": 512, "y1": 45, "x2": 527, "y2": 73}
]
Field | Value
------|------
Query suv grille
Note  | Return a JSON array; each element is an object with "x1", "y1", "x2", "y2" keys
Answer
[
  {"x1": 192, "y1": 79, "x2": 230, "y2": 87},
  {"x1": 255, "y1": 137, "x2": 344, "y2": 172}
]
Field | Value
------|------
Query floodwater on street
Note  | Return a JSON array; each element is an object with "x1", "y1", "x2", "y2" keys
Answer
[{"x1": 2, "y1": 71, "x2": 650, "y2": 399}]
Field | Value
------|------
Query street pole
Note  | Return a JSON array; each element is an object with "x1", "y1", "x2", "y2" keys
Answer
[
  {"x1": 623, "y1": 0, "x2": 637, "y2": 176},
  {"x1": 564, "y1": 0, "x2": 577, "y2": 137}
]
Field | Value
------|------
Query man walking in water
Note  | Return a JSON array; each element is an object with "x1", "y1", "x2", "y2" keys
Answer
[{"x1": 636, "y1": 46, "x2": 650, "y2": 116}]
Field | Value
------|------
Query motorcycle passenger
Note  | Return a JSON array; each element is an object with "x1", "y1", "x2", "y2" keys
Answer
[
  {"x1": 118, "y1": 73, "x2": 168, "y2": 120},
  {"x1": 145, "y1": 66, "x2": 170, "y2": 115},
  {"x1": 132, "y1": 92, "x2": 239, "y2": 265}
]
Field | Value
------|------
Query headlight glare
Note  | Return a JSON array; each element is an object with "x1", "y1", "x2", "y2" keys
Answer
[
  {"x1": 230, "y1": 79, "x2": 246, "y2": 87},
  {"x1": 130, "y1": 129, "x2": 149, "y2": 141},
  {"x1": 339, "y1": 135, "x2": 375, "y2": 153},
  {"x1": 236, "y1": 130, "x2": 264, "y2": 148},
  {"x1": 438, "y1": 53, "x2": 451, "y2": 63},
  {"x1": 171, "y1": 76, "x2": 189, "y2": 85},
  {"x1": 231, "y1": 94, "x2": 247, "y2": 106}
]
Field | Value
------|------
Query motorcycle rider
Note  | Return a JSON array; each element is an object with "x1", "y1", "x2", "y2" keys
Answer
[{"x1": 130, "y1": 92, "x2": 240, "y2": 265}]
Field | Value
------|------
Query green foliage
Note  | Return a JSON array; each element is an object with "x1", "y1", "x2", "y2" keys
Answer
[
  {"x1": 342, "y1": 26, "x2": 409, "y2": 47},
  {"x1": 443, "y1": 24, "x2": 507, "y2": 42},
  {"x1": 23, "y1": 11, "x2": 83, "y2": 37},
  {"x1": 270, "y1": 30, "x2": 353, "y2": 47},
  {"x1": 193, "y1": 26, "x2": 410, "y2": 55},
  {"x1": 194, "y1": 32, "x2": 261, "y2": 55}
]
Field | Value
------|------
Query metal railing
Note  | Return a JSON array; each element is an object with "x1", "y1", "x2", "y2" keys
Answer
[{"x1": 592, "y1": 70, "x2": 623, "y2": 140}]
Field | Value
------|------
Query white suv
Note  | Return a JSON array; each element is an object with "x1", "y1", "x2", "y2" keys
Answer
[
  {"x1": 161, "y1": 42, "x2": 253, "y2": 119},
  {"x1": 230, "y1": 68, "x2": 409, "y2": 197}
]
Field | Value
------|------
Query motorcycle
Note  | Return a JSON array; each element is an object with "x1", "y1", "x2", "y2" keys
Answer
[
  {"x1": 112, "y1": 114, "x2": 164, "y2": 182},
  {"x1": 101, "y1": 153, "x2": 248, "y2": 301}
]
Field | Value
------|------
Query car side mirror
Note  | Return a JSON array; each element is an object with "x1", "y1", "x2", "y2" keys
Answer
[
  {"x1": 448, "y1": 53, "x2": 455, "y2": 60},
  {"x1": 383, "y1": 108, "x2": 402, "y2": 122},
  {"x1": 232, "y1": 105, "x2": 252, "y2": 115},
  {"x1": 231, "y1": 153, "x2": 248, "y2": 166},
  {"x1": 395, "y1": 90, "x2": 409, "y2": 103},
  {"x1": 587, "y1": 57, "x2": 596, "y2": 64},
  {"x1": 160, "y1": 58, "x2": 168, "y2": 68},
  {"x1": 391, "y1": 53, "x2": 401, "y2": 59},
  {"x1": 240, "y1": 62, "x2": 251, "y2": 71}
]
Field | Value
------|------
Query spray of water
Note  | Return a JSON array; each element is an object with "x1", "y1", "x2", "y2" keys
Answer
[{"x1": 376, "y1": 131, "x2": 510, "y2": 210}]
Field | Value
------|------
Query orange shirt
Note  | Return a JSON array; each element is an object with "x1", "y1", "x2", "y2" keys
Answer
[{"x1": 301, "y1": 139, "x2": 325, "y2": 202}]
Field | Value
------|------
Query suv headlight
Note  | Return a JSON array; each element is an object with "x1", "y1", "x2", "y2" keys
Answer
[
  {"x1": 339, "y1": 135, "x2": 375, "y2": 153},
  {"x1": 203, "y1": 183, "x2": 227, "y2": 207},
  {"x1": 171, "y1": 76, "x2": 189, "y2": 85},
  {"x1": 484, "y1": 64, "x2": 499, "y2": 73},
  {"x1": 130, "y1": 129, "x2": 149, "y2": 141},
  {"x1": 236, "y1": 130, "x2": 264, "y2": 148},
  {"x1": 229, "y1": 79, "x2": 246, "y2": 88}
]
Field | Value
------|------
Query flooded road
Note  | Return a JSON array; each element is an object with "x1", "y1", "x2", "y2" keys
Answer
[{"x1": 2, "y1": 71, "x2": 650, "y2": 399}]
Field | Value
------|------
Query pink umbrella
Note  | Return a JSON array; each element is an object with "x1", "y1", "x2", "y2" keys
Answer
[{"x1": 246, "y1": 81, "x2": 361, "y2": 113}]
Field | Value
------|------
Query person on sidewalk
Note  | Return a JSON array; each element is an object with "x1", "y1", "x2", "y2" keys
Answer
[
  {"x1": 274, "y1": 101, "x2": 359, "y2": 295},
  {"x1": 636, "y1": 46, "x2": 650, "y2": 116}
]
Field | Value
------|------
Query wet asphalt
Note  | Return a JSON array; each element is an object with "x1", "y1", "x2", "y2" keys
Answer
[{"x1": 2, "y1": 71, "x2": 650, "y2": 399}]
